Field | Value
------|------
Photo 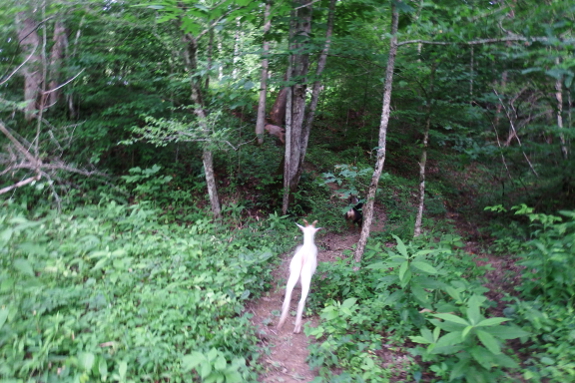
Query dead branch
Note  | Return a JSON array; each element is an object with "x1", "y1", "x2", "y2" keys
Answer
[
  {"x1": 0, "y1": 174, "x2": 41, "y2": 195},
  {"x1": 493, "y1": 89, "x2": 539, "y2": 177}
]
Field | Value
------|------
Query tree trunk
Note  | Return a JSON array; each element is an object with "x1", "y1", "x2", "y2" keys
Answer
[
  {"x1": 297, "y1": 0, "x2": 336, "y2": 179},
  {"x1": 414, "y1": 65, "x2": 436, "y2": 237},
  {"x1": 16, "y1": 13, "x2": 42, "y2": 121},
  {"x1": 269, "y1": 87, "x2": 288, "y2": 126},
  {"x1": 282, "y1": 86, "x2": 293, "y2": 214},
  {"x1": 184, "y1": 35, "x2": 221, "y2": 219},
  {"x1": 354, "y1": 2, "x2": 399, "y2": 265},
  {"x1": 282, "y1": 0, "x2": 312, "y2": 213},
  {"x1": 256, "y1": 0, "x2": 272, "y2": 145},
  {"x1": 555, "y1": 57, "x2": 568, "y2": 159},
  {"x1": 232, "y1": 18, "x2": 241, "y2": 79},
  {"x1": 47, "y1": 21, "x2": 68, "y2": 108}
]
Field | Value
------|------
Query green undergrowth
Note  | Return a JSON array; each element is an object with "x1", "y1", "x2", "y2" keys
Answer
[
  {"x1": 500, "y1": 207, "x2": 575, "y2": 382},
  {"x1": 0, "y1": 201, "x2": 293, "y2": 382},
  {"x1": 307, "y1": 234, "x2": 529, "y2": 383}
]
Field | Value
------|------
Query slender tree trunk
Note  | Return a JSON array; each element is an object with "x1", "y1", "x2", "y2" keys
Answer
[
  {"x1": 469, "y1": 46, "x2": 474, "y2": 102},
  {"x1": 297, "y1": 0, "x2": 336, "y2": 179},
  {"x1": 414, "y1": 65, "x2": 436, "y2": 237},
  {"x1": 282, "y1": 0, "x2": 312, "y2": 213},
  {"x1": 555, "y1": 57, "x2": 568, "y2": 159},
  {"x1": 67, "y1": 16, "x2": 84, "y2": 119},
  {"x1": 256, "y1": 0, "x2": 272, "y2": 145},
  {"x1": 232, "y1": 18, "x2": 241, "y2": 79},
  {"x1": 217, "y1": 34, "x2": 224, "y2": 80},
  {"x1": 47, "y1": 21, "x2": 68, "y2": 108},
  {"x1": 184, "y1": 35, "x2": 221, "y2": 219},
  {"x1": 354, "y1": 2, "x2": 399, "y2": 265},
  {"x1": 282, "y1": 86, "x2": 293, "y2": 214},
  {"x1": 16, "y1": 13, "x2": 42, "y2": 121},
  {"x1": 205, "y1": 29, "x2": 213, "y2": 90}
]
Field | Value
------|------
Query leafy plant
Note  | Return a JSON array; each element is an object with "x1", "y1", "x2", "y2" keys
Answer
[
  {"x1": 0, "y1": 201, "x2": 293, "y2": 382},
  {"x1": 409, "y1": 294, "x2": 528, "y2": 383}
]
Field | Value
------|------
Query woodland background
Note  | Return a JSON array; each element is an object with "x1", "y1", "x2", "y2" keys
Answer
[{"x1": 1, "y1": 0, "x2": 575, "y2": 382}]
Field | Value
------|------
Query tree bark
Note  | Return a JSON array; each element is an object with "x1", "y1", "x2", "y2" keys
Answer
[
  {"x1": 48, "y1": 21, "x2": 68, "y2": 108},
  {"x1": 256, "y1": 0, "x2": 272, "y2": 145},
  {"x1": 269, "y1": 87, "x2": 288, "y2": 126},
  {"x1": 414, "y1": 65, "x2": 436, "y2": 238},
  {"x1": 282, "y1": 0, "x2": 312, "y2": 213},
  {"x1": 232, "y1": 17, "x2": 241, "y2": 79},
  {"x1": 297, "y1": 0, "x2": 336, "y2": 180},
  {"x1": 354, "y1": 1, "x2": 399, "y2": 265},
  {"x1": 184, "y1": 35, "x2": 221, "y2": 219},
  {"x1": 16, "y1": 13, "x2": 42, "y2": 121},
  {"x1": 555, "y1": 57, "x2": 568, "y2": 159}
]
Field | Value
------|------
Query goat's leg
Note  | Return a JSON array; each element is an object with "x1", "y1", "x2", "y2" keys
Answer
[
  {"x1": 293, "y1": 266, "x2": 313, "y2": 333},
  {"x1": 278, "y1": 269, "x2": 299, "y2": 329}
]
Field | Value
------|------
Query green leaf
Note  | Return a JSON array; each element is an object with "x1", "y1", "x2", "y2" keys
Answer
[
  {"x1": 98, "y1": 358, "x2": 108, "y2": 379},
  {"x1": 436, "y1": 331, "x2": 464, "y2": 348},
  {"x1": 411, "y1": 261, "x2": 438, "y2": 274},
  {"x1": 13, "y1": 258, "x2": 34, "y2": 277},
  {"x1": 0, "y1": 309, "x2": 8, "y2": 330},
  {"x1": 342, "y1": 297, "x2": 357, "y2": 309},
  {"x1": 444, "y1": 286, "x2": 462, "y2": 302},
  {"x1": 409, "y1": 336, "x2": 432, "y2": 344},
  {"x1": 119, "y1": 361, "x2": 128, "y2": 378},
  {"x1": 420, "y1": 327, "x2": 434, "y2": 343},
  {"x1": 200, "y1": 360, "x2": 212, "y2": 378},
  {"x1": 0, "y1": 228, "x2": 13, "y2": 245},
  {"x1": 182, "y1": 352, "x2": 206, "y2": 370},
  {"x1": 477, "y1": 330, "x2": 501, "y2": 354},
  {"x1": 476, "y1": 317, "x2": 510, "y2": 327},
  {"x1": 393, "y1": 235, "x2": 409, "y2": 258},
  {"x1": 483, "y1": 325, "x2": 529, "y2": 339},
  {"x1": 400, "y1": 268, "x2": 412, "y2": 288},
  {"x1": 466, "y1": 295, "x2": 482, "y2": 325},
  {"x1": 462, "y1": 325, "x2": 474, "y2": 340},
  {"x1": 469, "y1": 346, "x2": 494, "y2": 369},
  {"x1": 411, "y1": 286, "x2": 429, "y2": 304},
  {"x1": 496, "y1": 353, "x2": 519, "y2": 368},
  {"x1": 432, "y1": 313, "x2": 470, "y2": 326},
  {"x1": 224, "y1": 370, "x2": 243, "y2": 383},
  {"x1": 214, "y1": 354, "x2": 227, "y2": 370},
  {"x1": 398, "y1": 261, "x2": 409, "y2": 281},
  {"x1": 540, "y1": 356, "x2": 555, "y2": 365},
  {"x1": 78, "y1": 352, "x2": 95, "y2": 371},
  {"x1": 449, "y1": 357, "x2": 469, "y2": 381},
  {"x1": 207, "y1": 348, "x2": 219, "y2": 361}
]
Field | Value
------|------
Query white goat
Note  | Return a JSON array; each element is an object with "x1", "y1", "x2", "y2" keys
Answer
[{"x1": 278, "y1": 219, "x2": 321, "y2": 333}]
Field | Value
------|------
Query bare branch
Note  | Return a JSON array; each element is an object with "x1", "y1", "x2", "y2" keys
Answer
[
  {"x1": 493, "y1": 89, "x2": 538, "y2": 177},
  {"x1": 294, "y1": 0, "x2": 321, "y2": 10},
  {"x1": 0, "y1": 174, "x2": 41, "y2": 195},
  {"x1": 0, "y1": 122, "x2": 40, "y2": 166},
  {"x1": 0, "y1": 44, "x2": 39, "y2": 86},
  {"x1": 42, "y1": 68, "x2": 86, "y2": 95},
  {"x1": 398, "y1": 36, "x2": 566, "y2": 47}
]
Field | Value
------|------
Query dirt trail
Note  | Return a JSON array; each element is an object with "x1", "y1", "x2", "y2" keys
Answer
[{"x1": 248, "y1": 207, "x2": 387, "y2": 383}]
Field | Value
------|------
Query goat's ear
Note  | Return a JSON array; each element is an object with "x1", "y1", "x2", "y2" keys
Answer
[{"x1": 296, "y1": 223, "x2": 304, "y2": 230}]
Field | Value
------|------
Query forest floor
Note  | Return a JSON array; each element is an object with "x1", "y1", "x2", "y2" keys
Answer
[
  {"x1": 247, "y1": 206, "x2": 388, "y2": 383},
  {"x1": 247, "y1": 208, "x2": 523, "y2": 382}
]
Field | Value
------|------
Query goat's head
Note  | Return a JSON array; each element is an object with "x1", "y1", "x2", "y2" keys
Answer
[{"x1": 296, "y1": 219, "x2": 321, "y2": 234}]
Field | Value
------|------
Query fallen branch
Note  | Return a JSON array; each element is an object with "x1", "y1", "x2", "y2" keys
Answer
[{"x1": 0, "y1": 174, "x2": 41, "y2": 195}]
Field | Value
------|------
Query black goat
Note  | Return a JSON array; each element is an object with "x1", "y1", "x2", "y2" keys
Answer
[{"x1": 344, "y1": 197, "x2": 363, "y2": 227}]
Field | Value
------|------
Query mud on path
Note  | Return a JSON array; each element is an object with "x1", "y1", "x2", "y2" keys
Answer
[{"x1": 246, "y1": 207, "x2": 387, "y2": 383}]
